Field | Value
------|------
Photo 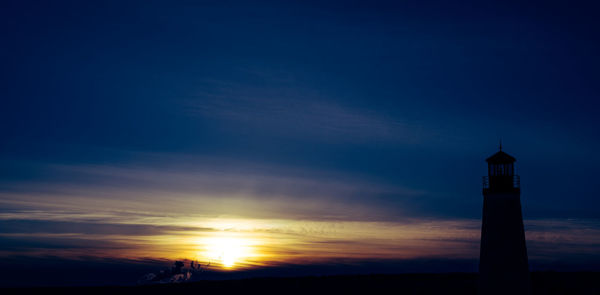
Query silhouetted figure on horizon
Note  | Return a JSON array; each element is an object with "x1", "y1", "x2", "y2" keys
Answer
[{"x1": 479, "y1": 145, "x2": 531, "y2": 295}]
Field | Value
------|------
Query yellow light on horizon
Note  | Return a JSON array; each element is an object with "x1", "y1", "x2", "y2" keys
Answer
[{"x1": 199, "y1": 235, "x2": 256, "y2": 269}]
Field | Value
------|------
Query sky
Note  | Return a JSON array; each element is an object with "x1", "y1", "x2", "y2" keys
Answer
[{"x1": 1, "y1": 0, "x2": 600, "y2": 287}]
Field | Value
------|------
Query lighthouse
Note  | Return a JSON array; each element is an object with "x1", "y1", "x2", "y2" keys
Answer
[{"x1": 479, "y1": 145, "x2": 531, "y2": 295}]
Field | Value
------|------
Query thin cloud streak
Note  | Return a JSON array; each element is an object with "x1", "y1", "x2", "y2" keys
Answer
[
  {"x1": 0, "y1": 158, "x2": 426, "y2": 222},
  {"x1": 1, "y1": 207, "x2": 598, "y2": 270},
  {"x1": 186, "y1": 93, "x2": 432, "y2": 144}
]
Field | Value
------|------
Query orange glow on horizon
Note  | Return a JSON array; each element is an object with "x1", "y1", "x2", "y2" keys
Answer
[
  {"x1": 196, "y1": 234, "x2": 260, "y2": 269},
  {"x1": 10, "y1": 210, "x2": 594, "y2": 271}
]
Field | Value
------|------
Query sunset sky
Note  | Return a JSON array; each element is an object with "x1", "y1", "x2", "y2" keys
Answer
[{"x1": 1, "y1": 0, "x2": 599, "y2": 287}]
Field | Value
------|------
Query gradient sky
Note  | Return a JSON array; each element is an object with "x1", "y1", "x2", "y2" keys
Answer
[{"x1": 1, "y1": 0, "x2": 599, "y2": 287}]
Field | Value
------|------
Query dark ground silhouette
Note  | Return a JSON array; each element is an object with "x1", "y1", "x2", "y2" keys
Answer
[{"x1": 2, "y1": 272, "x2": 598, "y2": 295}]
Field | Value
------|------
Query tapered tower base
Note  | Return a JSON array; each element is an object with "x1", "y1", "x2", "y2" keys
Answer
[{"x1": 479, "y1": 192, "x2": 531, "y2": 295}]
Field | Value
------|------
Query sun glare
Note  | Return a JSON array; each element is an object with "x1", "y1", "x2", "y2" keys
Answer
[{"x1": 199, "y1": 236, "x2": 255, "y2": 269}]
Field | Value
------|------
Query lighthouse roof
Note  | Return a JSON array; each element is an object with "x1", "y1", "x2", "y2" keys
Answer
[{"x1": 486, "y1": 150, "x2": 516, "y2": 164}]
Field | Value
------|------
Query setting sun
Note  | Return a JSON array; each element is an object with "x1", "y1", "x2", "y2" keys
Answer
[{"x1": 199, "y1": 236, "x2": 257, "y2": 269}]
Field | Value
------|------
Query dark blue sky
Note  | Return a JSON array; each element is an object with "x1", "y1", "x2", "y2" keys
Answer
[
  {"x1": 0, "y1": 0, "x2": 599, "y2": 285},
  {"x1": 3, "y1": 0, "x2": 599, "y2": 218}
]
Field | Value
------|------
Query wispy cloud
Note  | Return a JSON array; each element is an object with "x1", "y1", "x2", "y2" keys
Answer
[
  {"x1": 0, "y1": 157, "x2": 425, "y2": 222},
  {"x1": 185, "y1": 85, "x2": 432, "y2": 144}
]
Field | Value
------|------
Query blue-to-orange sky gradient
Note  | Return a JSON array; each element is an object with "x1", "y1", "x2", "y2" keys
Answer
[{"x1": 1, "y1": 0, "x2": 599, "y2": 287}]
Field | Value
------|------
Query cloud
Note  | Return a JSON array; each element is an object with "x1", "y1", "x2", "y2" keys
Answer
[
  {"x1": 0, "y1": 157, "x2": 426, "y2": 222},
  {"x1": 0, "y1": 219, "x2": 210, "y2": 236},
  {"x1": 0, "y1": 235, "x2": 126, "y2": 251},
  {"x1": 185, "y1": 89, "x2": 432, "y2": 144}
]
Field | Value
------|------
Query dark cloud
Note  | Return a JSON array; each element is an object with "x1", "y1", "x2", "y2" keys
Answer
[
  {"x1": 0, "y1": 220, "x2": 210, "y2": 236},
  {"x1": 0, "y1": 236, "x2": 125, "y2": 251}
]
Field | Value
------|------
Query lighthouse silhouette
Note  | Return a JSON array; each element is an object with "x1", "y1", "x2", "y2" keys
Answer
[{"x1": 479, "y1": 144, "x2": 531, "y2": 295}]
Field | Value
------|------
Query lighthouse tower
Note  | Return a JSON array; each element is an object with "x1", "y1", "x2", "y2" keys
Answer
[{"x1": 479, "y1": 145, "x2": 531, "y2": 295}]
